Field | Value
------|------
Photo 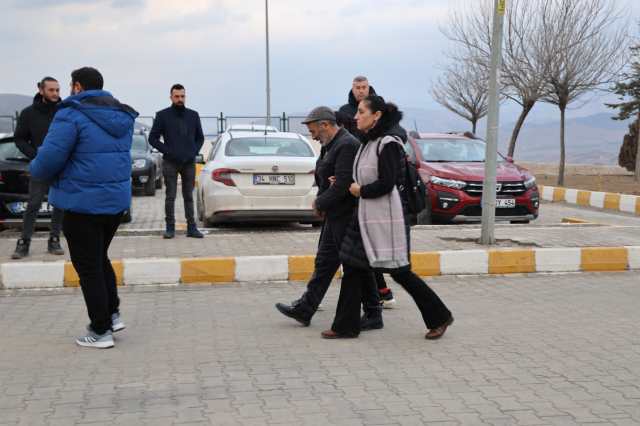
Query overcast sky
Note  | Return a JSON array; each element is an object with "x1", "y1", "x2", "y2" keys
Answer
[{"x1": 1, "y1": 0, "x2": 636, "y2": 121}]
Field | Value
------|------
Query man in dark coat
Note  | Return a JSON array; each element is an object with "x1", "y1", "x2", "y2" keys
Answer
[
  {"x1": 275, "y1": 107, "x2": 382, "y2": 335},
  {"x1": 338, "y1": 76, "x2": 376, "y2": 118},
  {"x1": 149, "y1": 84, "x2": 205, "y2": 239},
  {"x1": 11, "y1": 77, "x2": 65, "y2": 259}
]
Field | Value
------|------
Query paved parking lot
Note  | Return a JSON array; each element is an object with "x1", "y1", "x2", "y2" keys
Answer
[
  {"x1": 120, "y1": 187, "x2": 640, "y2": 230},
  {"x1": 1, "y1": 271, "x2": 640, "y2": 425}
]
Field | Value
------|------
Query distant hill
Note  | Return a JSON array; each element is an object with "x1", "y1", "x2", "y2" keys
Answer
[
  {"x1": 0, "y1": 94, "x2": 32, "y2": 132},
  {"x1": 1, "y1": 93, "x2": 632, "y2": 165},
  {"x1": 0, "y1": 93, "x2": 149, "y2": 132},
  {"x1": 400, "y1": 108, "x2": 632, "y2": 166}
]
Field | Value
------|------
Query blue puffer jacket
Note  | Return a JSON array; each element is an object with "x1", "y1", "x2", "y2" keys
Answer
[{"x1": 30, "y1": 90, "x2": 138, "y2": 215}]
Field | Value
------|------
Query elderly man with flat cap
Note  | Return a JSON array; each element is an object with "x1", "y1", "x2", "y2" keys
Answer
[{"x1": 275, "y1": 107, "x2": 383, "y2": 338}]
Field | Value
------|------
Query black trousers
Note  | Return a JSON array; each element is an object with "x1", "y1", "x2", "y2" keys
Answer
[
  {"x1": 63, "y1": 211, "x2": 124, "y2": 335},
  {"x1": 374, "y1": 271, "x2": 388, "y2": 290},
  {"x1": 163, "y1": 160, "x2": 196, "y2": 224},
  {"x1": 299, "y1": 217, "x2": 381, "y2": 318},
  {"x1": 332, "y1": 265, "x2": 452, "y2": 336},
  {"x1": 21, "y1": 176, "x2": 64, "y2": 240}
]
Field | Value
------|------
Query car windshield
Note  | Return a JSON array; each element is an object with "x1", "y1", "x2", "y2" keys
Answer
[
  {"x1": 415, "y1": 138, "x2": 507, "y2": 163},
  {"x1": 0, "y1": 141, "x2": 30, "y2": 163},
  {"x1": 130, "y1": 135, "x2": 148, "y2": 151},
  {"x1": 226, "y1": 137, "x2": 314, "y2": 157}
]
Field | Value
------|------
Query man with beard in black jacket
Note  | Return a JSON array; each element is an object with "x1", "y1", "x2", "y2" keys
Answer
[
  {"x1": 12, "y1": 77, "x2": 65, "y2": 259},
  {"x1": 275, "y1": 107, "x2": 383, "y2": 334},
  {"x1": 339, "y1": 77, "x2": 396, "y2": 308}
]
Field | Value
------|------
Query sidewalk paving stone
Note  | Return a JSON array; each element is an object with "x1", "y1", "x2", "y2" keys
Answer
[{"x1": 2, "y1": 271, "x2": 640, "y2": 425}]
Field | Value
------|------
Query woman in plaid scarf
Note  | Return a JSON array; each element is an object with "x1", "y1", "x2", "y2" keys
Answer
[{"x1": 323, "y1": 95, "x2": 454, "y2": 340}]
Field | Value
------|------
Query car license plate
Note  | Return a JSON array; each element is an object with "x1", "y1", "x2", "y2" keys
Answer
[
  {"x1": 254, "y1": 174, "x2": 295, "y2": 185},
  {"x1": 496, "y1": 199, "x2": 516, "y2": 208},
  {"x1": 13, "y1": 202, "x2": 53, "y2": 213},
  {"x1": 480, "y1": 199, "x2": 516, "y2": 208}
]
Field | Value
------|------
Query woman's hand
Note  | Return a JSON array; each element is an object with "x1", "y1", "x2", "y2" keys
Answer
[
  {"x1": 328, "y1": 176, "x2": 336, "y2": 186},
  {"x1": 349, "y1": 183, "x2": 361, "y2": 197}
]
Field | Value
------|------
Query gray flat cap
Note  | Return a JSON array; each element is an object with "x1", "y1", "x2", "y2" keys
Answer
[{"x1": 301, "y1": 106, "x2": 336, "y2": 124}]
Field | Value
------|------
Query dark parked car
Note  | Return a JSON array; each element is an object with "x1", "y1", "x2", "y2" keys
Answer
[
  {"x1": 131, "y1": 129, "x2": 163, "y2": 196},
  {"x1": 0, "y1": 133, "x2": 132, "y2": 229}
]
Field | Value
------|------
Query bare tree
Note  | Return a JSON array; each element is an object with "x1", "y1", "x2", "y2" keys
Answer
[
  {"x1": 539, "y1": 0, "x2": 631, "y2": 186},
  {"x1": 440, "y1": 0, "x2": 557, "y2": 158},
  {"x1": 427, "y1": 60, "x2": 490, "y2": 134}
]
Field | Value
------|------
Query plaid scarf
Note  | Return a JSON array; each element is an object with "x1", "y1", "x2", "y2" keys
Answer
[{"x1": 353, "y1": 135, "x2": 409, "y2": 269}]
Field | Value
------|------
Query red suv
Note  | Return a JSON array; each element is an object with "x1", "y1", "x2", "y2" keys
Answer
[{"x1": 404, "y1": 131, "x2": 539, "y2": 225}]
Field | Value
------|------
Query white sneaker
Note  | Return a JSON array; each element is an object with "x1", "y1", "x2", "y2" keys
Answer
[
  {"x1": 76, "y1": 330, "x2": 114, "y2": 349},
  {"x1": 317, "y1": 303, "x2": 323, "y2": 311}
]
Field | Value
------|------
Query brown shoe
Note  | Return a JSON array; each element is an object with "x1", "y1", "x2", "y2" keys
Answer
[
  {"x1": 321, "y1": 329, "x2": 358, "y2": 339},
  {"x1": 425, "y1": 316, "x2": 454, "y2": 340}
]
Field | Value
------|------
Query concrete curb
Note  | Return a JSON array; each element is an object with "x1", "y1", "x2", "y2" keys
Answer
[
  {"x1": 540, "y1": 185, "x2": 640, "y2": 213},
  {"x1": 1, "y1": 247, "x2": 639, "y2": 289}
]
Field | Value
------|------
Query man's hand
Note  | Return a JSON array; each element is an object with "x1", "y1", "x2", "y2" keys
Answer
[
  {"x1": 312, "y1": 197, "x2": 326, "y2": 218},
  {"x1": 328, "y1": 176, "x2": 336, "y2": 186},
  {"x1": 349, "y1": 183, "x2": 361, "y2": 197}
]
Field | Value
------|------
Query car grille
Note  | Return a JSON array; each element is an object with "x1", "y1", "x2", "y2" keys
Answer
[
  {"x1": 456, "y1": 203, "x2": 533, "y2": 217},
  {"x1": 462, "y1": 181, "x2": 527, "y2": 197}
]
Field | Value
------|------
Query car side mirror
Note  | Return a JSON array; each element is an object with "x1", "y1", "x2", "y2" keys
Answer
[
  {"x1": 505, "y1": 156, "x2": 515, "y2": 163},
  {"x1": 195, "y1": 154, "x2": 204, "y2": 164}
]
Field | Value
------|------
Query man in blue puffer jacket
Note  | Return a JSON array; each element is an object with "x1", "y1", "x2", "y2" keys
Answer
[{"x1": 30, "y1": 67, "x2": 138, "y2": 349}]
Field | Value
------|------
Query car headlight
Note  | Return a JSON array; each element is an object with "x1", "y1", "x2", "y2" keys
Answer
[
  {"x1": 132, "y1": 159, "x2": 146, "y2": 169},
  {"x1": 524, "y1": 176, "x2": 536, "y2": 189},
  {"x1": 430, "y1": 176, "x2": 467, "y2": 190}
]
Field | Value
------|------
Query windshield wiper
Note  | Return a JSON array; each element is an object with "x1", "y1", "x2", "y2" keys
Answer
[{"x1": 5, "y1": 157, "x2": 30, "y2": 162}]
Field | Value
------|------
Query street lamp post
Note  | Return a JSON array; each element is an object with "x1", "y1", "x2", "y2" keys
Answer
[
  {"x1": 265, "y1": 0, "x2": 271, "y2": 127},
  {"x1": 478, "y1": 0, "x2": 505, "y2": 245}
]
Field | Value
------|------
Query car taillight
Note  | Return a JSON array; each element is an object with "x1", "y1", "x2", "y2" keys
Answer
[
  {"x1": 212, "y1": 169, "x2": 239, "y2": 186},
  {"x1": 309, "y1": 170, "x2": 317, "y2": 187}
]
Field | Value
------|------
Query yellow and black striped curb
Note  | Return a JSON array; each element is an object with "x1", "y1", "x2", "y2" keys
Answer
[
  {"x1": 1, "y1": 247, "x2": 638, "y2": 289},
  {"x1": 539, "y1": 185, "x2": 640, "y2": 213}
]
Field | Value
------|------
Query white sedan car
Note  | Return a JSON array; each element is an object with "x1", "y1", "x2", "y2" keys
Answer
[{"x1": 197, "y1": 131, "x2": 322, "y2": 226}]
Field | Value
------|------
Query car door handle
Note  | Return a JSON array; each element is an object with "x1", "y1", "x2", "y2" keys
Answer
[{"x1": 200, "y1": 168, "x2": 205, "y2": 172}]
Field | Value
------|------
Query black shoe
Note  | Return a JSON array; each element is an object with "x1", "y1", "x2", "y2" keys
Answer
[
  {"x1": 11, "y1": 239, "x2": 30, "y2": 259},
  {"x1": 48, "y1": 237, "x2": 64, "y2": 255},
  {"x1": 379, "y1": 289, "x2": 396, "y2": 308},
  {"x1": 275, "y1": 302, "x2": 312, "y2": 326},
  {"x1": 360, "y1": 311, "x2": 384, "y2": 331},
  {"x1": 291, "y1": 298, "x2": 323, "y2": 311},
  {"x1": 186, "y1": 222, "x2": 204, "y2": 238}
]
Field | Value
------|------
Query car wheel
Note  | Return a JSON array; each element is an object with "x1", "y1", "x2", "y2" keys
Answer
[
  {"x1": 155, "y1": 169, "x2": 163, "y2": 189},
  {"x1": 199, "y1": 191, "x2": 214, "y2": 227},
  {"x1": 416, "y1": 197, "x2": 433, "y2": 225},
  {"x1": 122, "y1": 207, "x2": 133, "y2": 223},
  {"x1": 144, "y1": 169, "x2": 156, "y2": 196},
  {"x1": 197, "y1": 191, "x2": 204, "y2": 221}
]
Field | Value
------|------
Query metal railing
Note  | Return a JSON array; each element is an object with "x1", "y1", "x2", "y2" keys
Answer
[
  {"x1": 0, "y1": 113, "x2": 19, "y2": 132},
  {"x1": 6, "y1": 111, "x2": 313, "y2": 137}
]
